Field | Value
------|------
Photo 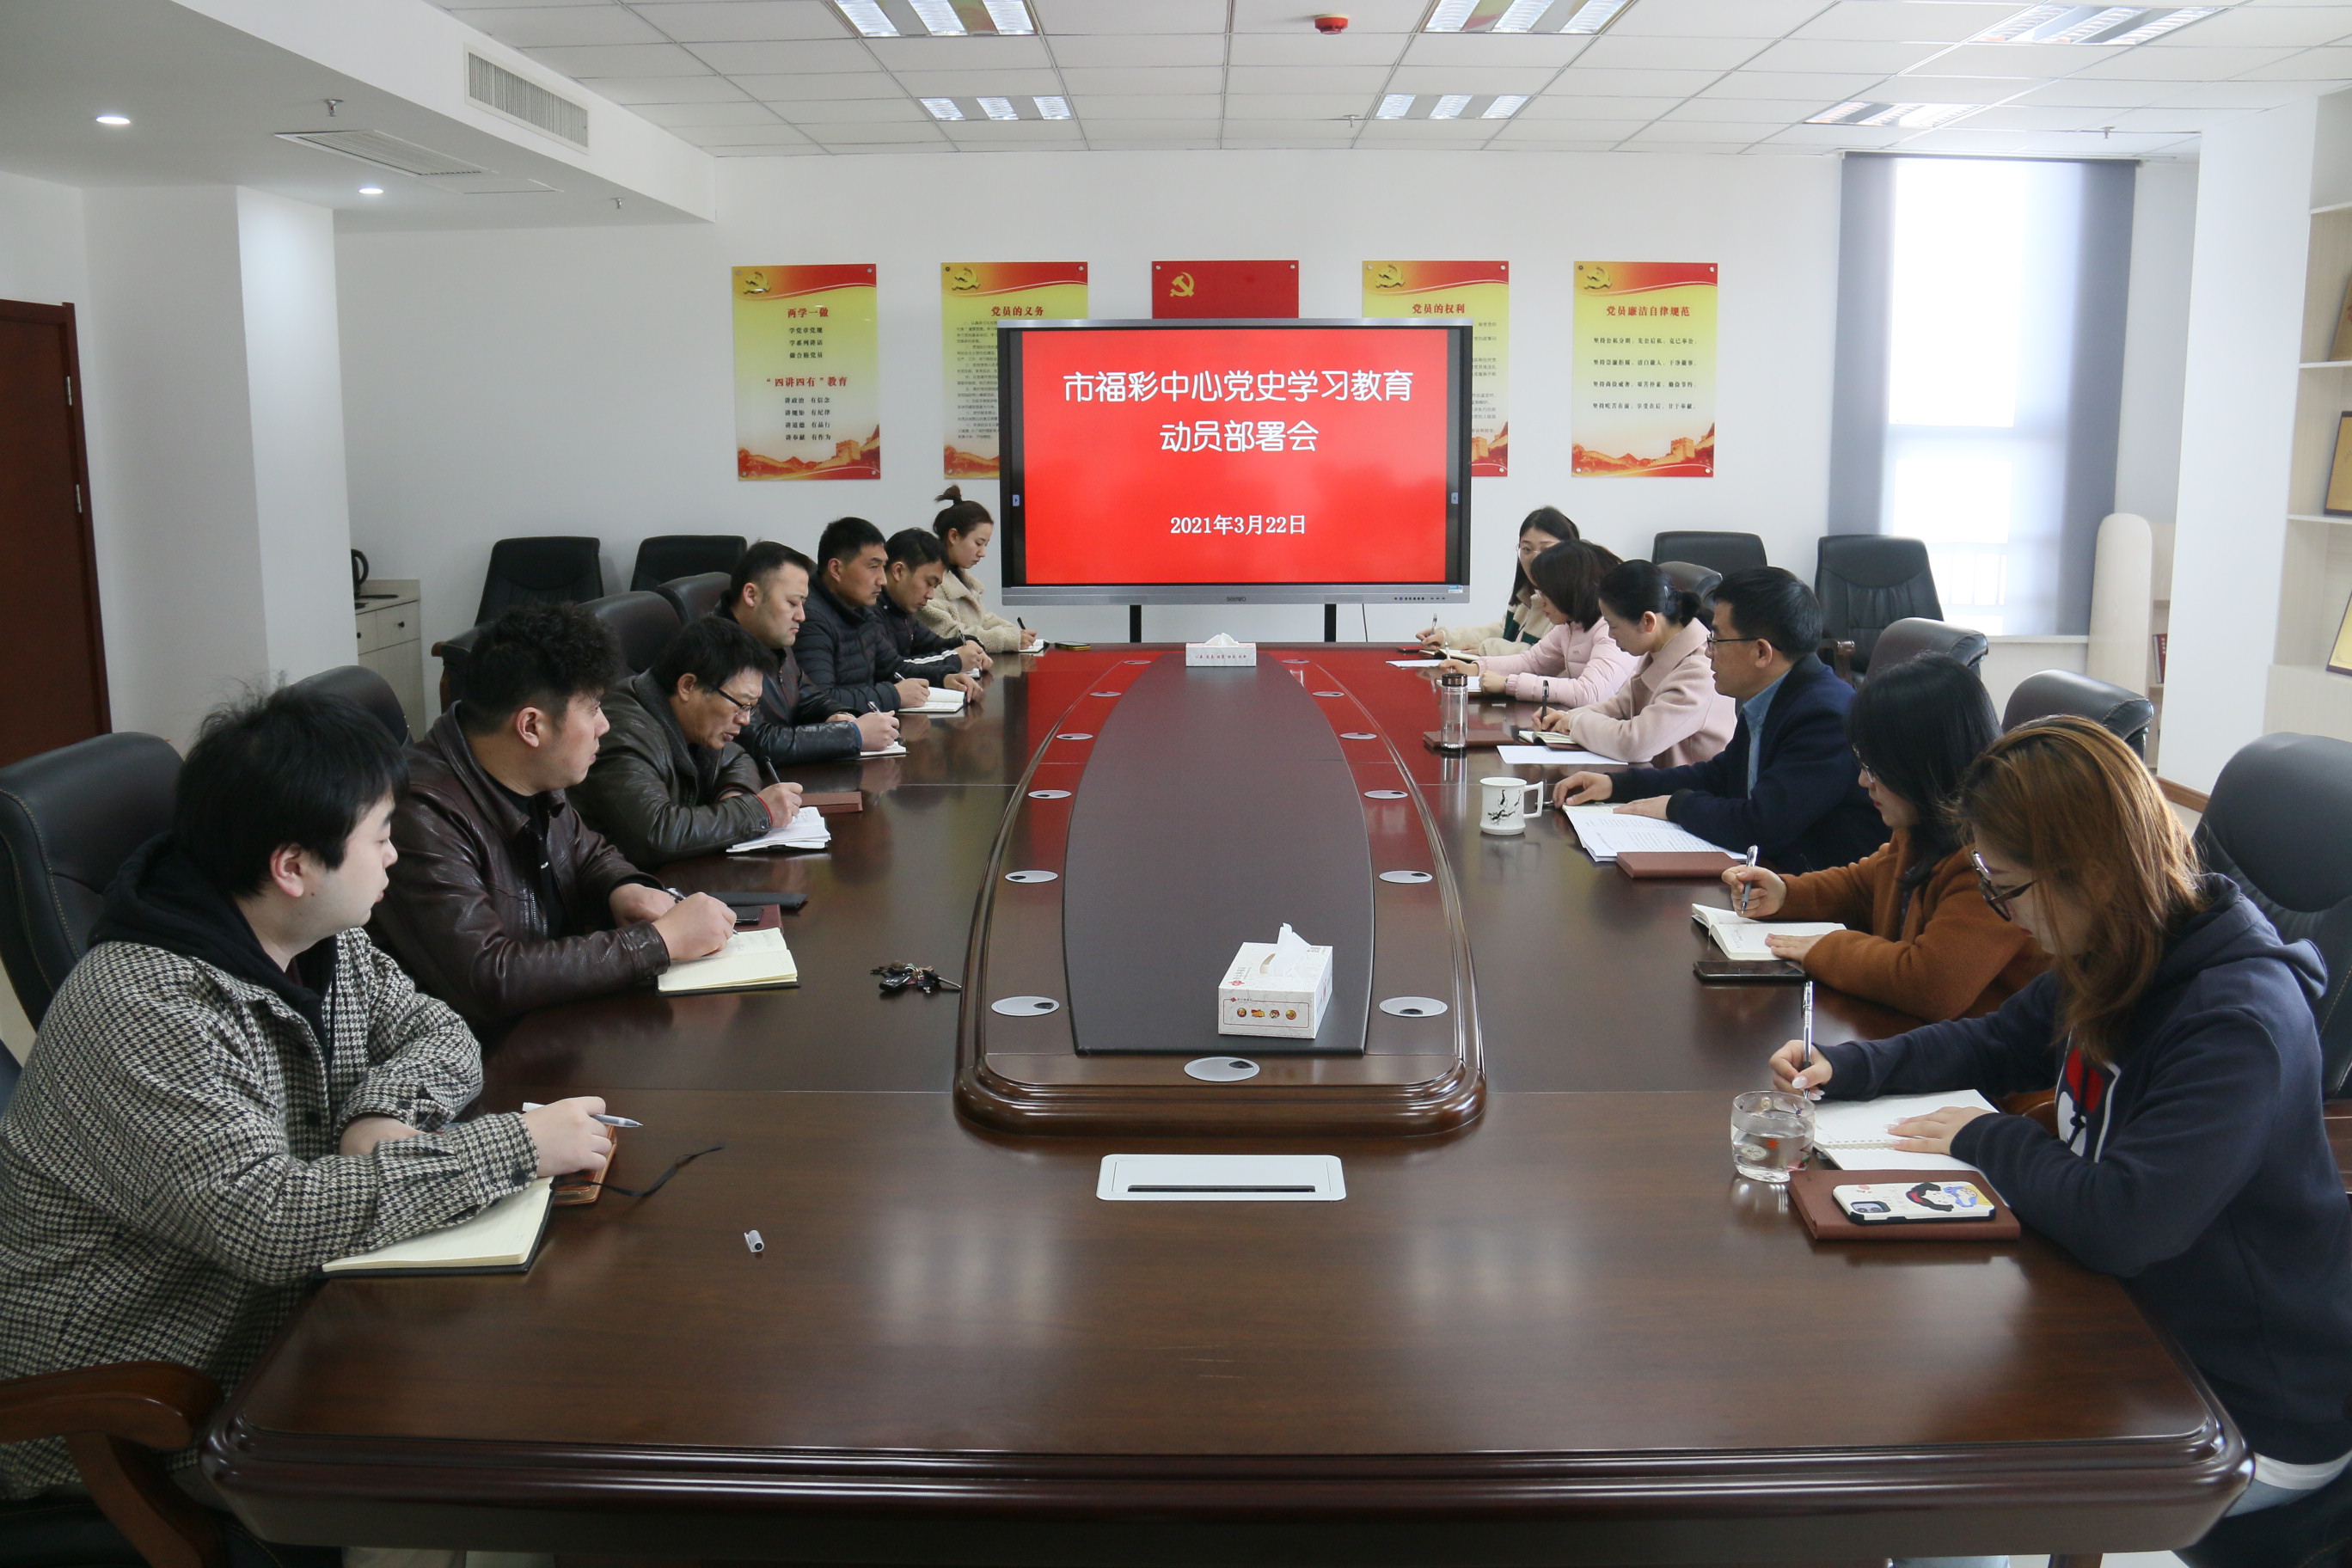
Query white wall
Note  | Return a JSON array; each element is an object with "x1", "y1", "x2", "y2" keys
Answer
[
  {"x1": 0, "y1": 168, "x2": 88, "y2": 308},
  {"x1": 336, "y1": 148, "x2": 1845, "y2": 652},
  {"x1": 2115, "y1": 161, "x2": 2198, "y2": 536}
]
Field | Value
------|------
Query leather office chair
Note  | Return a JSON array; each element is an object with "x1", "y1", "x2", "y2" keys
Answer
[
  {"x1": 285, "y1": 665, "x2": 408, "y2": 745},
  {"x1": 2002, "y1": 671, "x2": 2157, "y2": 759},
  {"x1": 2177, "y1": 1440, "x2": 2352, "y2": 1567},
  {"x1": 1864, "y1": 616, "x2": 1988, "y2": 677},
  {"x1": 432, "y1": 623, "x2": 483, "y2": 714},
  {"x1": 474, "y1": 536, "x2": 603, "y2": 626},
  {"x1": 631, "y1": 535, "x2": 746, "y2": 593},
  {"x1": 581, "y1": 591, "x2": 683, "y2": 677},
  {"x1": 656, "y1": 571, "x2": 733, "y2": 628},
  {"x1": 1656, "y1": 560, "x2": 1723, "y2": 602},
  {"x1": 1651, "y1": 531, "x2": 1766, "y2": 579},
  {"x1": 1816, "y1": 536, "x2": 1942, "y2": 677},
  {"x1": 2196, "y1": 732, "x2": 2352, "y2": 1094},
  {"x1": 0, "y1": 733, "x2": 180, "y2": 1027}
]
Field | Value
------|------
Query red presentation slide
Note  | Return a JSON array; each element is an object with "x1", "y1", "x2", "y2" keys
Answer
[{"x1": 1016, "y1": 326, "x2": 1455, "y2": 585}]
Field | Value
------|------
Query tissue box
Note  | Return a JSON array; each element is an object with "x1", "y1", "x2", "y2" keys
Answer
[
  {"x1": 1185, "y1": 639, "x2": 1257, "y2": 667},
  {"x1": 1216, "y1": 941, "x2": 1334, "y2": 1039}
]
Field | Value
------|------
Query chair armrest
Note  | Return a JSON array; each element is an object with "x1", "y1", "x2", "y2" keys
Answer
[
  {"x1": 0, "y1": 1362, "x2": 225, "y2": 1568},
  {"x1": 1819, "y1": 639, "x2": 1856, "y2": 686}
]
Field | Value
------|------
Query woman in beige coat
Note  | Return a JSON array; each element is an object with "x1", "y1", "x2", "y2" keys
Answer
[
  {"x1": 1416, "y1": 506, "x2": 1575, "y2": 656},
  {"x1": 918, "y1": 487, "x2": 1040, "y2": 655},
  {"x1": 1537, "y1": 559, "x2": 1734, "y2": 770}
]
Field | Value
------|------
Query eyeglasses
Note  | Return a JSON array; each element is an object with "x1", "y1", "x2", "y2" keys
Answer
[
  {"x1": 1853, "y1": 752, "x2": 1877, "y2": 786},
  {"x1": 714, "y1": 685, "x2": 763, "y2": 714},
  {"x1": 1972, "y1": 851, "x2": 2035, "y2": 922},
  {"x1": 1705, "y1": 635, "x2": 1762, "y2": 652}
]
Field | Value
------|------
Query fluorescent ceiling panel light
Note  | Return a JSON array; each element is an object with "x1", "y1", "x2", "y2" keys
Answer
[
  {"x1": 1035, "y1": 95, "x2": 1070, "y2": 119},
  {"x1": 920, "y1": 96, "x2": 965, "y2": 119},
  {"x1": 1969, "y1": 4, "x2": 2214, "y2": 46},
  {"x1": 1558, "y1": 0, "x2": 1630, "y2": 33},
  {"x1": 1424, "y1": 0, "x2": 1478, "y2": 31},
  {"x1": 1806, "y1": 101, "x2": 1873, "y2": 125},
  {"x1": 1376, "y1": 93, "x2": 1415, "y2": 118},
  {"x1": 1483, "y1": 94, "x2": 1528, "y2": 117},
  {"x1": 1491, "y1": 0, "x2": 1554, "y2": 32},
  {"x1": 982, "y1": 0, "x2": 1035, "y2": 33},
  {"x1": 1429, "y1": 93, "x2": 1473, "y2": 119},
  {"x1": 978, "y1": 95, "x2": 1020, "y2": 119},
  {"x1": 2102, "y1": 5, "x2": 2215, "y2": 44},
  {"x1": 95, "y1": 113, "x2": 131, "y2": 126},
  {"x1": 358, "y1": 185, "x2": 383, "y2": 194},
  {"x1": 836, "y1": 0, "x2": 898, "y2": 37},
  {"x1": 1808, "y1": 101, "x2": 1971, "y2": 128},
  {"x1": 910, "y1": 0, "x2": 967, "y2": 34}
]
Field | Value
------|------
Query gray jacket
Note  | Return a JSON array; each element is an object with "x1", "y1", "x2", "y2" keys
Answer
[{"x1": 569, "y1": 671, "x2": 773, "y2": 867}]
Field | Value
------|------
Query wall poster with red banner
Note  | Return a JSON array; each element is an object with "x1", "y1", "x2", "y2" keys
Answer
[
  {"x1": 734, "y1": 264, "x2": 879, "y2": 481},
  {"x1": 1151, "y1": 260, "x2": 1299, "y2": 320},
  {"x1": 1571, "y1": 260, "x2": 1716, "y2": 478},
  {"x1": 1363, "y1": 260, "x2": 1508, "y2": 475},
  {"x1": 941, "y1": 262, "x2": 1087, "y2": 479}
]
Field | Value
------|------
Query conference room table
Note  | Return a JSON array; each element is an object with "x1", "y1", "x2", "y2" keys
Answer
[{"x1": 208, "y1": 646, "x2": 2244, "y2": 1565}]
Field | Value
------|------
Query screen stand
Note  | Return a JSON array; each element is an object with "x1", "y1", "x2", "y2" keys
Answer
[
  {"x1": 1129, "y1": 604, "x2": 1142, "y2": 644},
  {"x1": 1324, "y1": 603, "x2": 1338, "y2": 643}
]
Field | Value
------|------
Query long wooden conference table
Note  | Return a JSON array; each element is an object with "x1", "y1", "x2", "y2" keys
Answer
[{"x1": 208, "y1": 646, "x2": 2244, "y2": 1564}]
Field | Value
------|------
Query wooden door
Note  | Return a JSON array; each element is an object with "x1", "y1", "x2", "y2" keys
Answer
[{"x1": 0, "y1": 300, "x2": 108, "y2": 766}]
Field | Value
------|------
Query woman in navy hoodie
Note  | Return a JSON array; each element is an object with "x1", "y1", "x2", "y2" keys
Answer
[{"x1": 1774, "y1": 717, "x2": 2352, "y2": 1536}]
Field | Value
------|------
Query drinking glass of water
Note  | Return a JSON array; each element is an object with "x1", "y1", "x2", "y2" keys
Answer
[{"x1": 1730, "y1": 1089, "x2": 1815, "y2": 1184}]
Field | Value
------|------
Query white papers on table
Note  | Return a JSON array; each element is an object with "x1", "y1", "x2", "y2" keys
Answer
[
  {"x1": 324, "y1": 1179, "x2": 551, "y2": 1275},
  {"x1": 728, "y1": 805, "x2": 830, "y2": 854},
  {"x1": 1559, "y1": 805, "x2": 1724, "y2": 862},
  {"x1": 658, "y1": 927, "x2": 799, "y2": 994},
  {"x1": 1495, "y1": 744, "x2": 1613, "y2": 766},
  {"x1": 1814, "y1": 1091, "x2": 2000, "y2": 1173},
  {"x1": 914, "y1": 686, "x2": 966, "y2": 714},
  {"x1": 862, "y1": 741, "x2": 908, "y2": 757},
  {"x1": 1387, "y1": 658, "x2": 1446, "y2": 668},
  {"x1": 1690, "y1": 903, "x2": 1846, "y2": 962}
]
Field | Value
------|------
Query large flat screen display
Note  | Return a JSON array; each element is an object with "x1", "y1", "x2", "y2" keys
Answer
[{"x1": 999, "y1": 320, "x2": 1471, "y2": 605}]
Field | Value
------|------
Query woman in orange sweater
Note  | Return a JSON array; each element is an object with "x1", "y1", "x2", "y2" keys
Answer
[{"x1": 1722, "y1": 652, "x2": 2044, "y2": 1021}]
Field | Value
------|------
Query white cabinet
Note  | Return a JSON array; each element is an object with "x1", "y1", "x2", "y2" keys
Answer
[{"x1": 355, "y1": 579, "x2": 427, "y2": 738}]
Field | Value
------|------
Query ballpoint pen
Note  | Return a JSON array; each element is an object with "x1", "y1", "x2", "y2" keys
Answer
[
  {"x1": 1737, "y1": 844, "x2": 1760, "y2": 915},
  {"x1": 522, "y1": 1102, "x2": 643, "y2": 1129},
  {"x1": 1800, "y1": 981, "x2": 1818, "y2": 1099}
]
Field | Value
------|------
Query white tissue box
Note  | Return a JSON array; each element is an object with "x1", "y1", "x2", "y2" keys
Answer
[
  {"x1": 1216, "y1": 941, "x2": 1334, "y2": 1039},
  {"x1": 1185, "y1": 639, "x2": 1257, "y2": 667}
]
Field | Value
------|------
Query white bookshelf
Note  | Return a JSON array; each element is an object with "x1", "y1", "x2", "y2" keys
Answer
[{"x1": 2264, "y1": 200, "x2": 2352, "y2": 741}]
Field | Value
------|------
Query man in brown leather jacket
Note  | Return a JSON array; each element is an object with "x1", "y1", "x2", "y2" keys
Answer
[{"x1": 373, "y1": 605, "x2": 737, "y2": 1033}]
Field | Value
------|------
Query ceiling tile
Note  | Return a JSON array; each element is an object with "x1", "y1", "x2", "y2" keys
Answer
[
  {"x1": 1757, "y1": 122, "x2": 1908, "y2": 147},
  {"x1": 1086, "y1": 136, "x2": 1223, "y2": 147},
  {"x1": 1490, "y1": 115, "x2": 1651, "y2": 138},
  {"x1": 1738, "y1": 142, "x2": 1839, "y2": 155},
  {"x1": 1518, "y1": 92, "x2": 1684, "y2": 117},
  {"x1": 1223, "y1": 64, "x2": 1400, "y2": 90},
  {"x1": 798, "y1": 121, "x2": 949, "y2": 141},
  {"x1": 1740, "y1": 39, "x2": 1951, "y2": 73},
  {"x1": 2153, "y1": 77, "x2": 2352, "y2": 106},
  {"x1": 449, "y1": 6, "x2": 666, "y2": 46},
  {"x1": 1547, "y1": 65, "x2": 1726, "y2": 94},
  {"x1": 864, "y1": 35, "x2": 1053, "y2": 67},
  {"x1": 1222, "y1": 92, "x2": 1384, "y2": 119},
  {"x1": 628, "y1": 99, "x2": 787, "y2": 125},
  {"x1": 634, "y1": 2, "x2": 848, "y2": 42},
  {"x1": 1229, "y1": 33, "x2": 1412, "y2": 64},
  {"x1": 686, "y1": 38, "x2": 874, "y2": 71},
  {"x1": 707, "y1": 143, "x2": 833, "y2": 154},
  {"x1": 2072, "y1": 46, "x2": 2307, "y2": 78},
  {"x1": 1353, "y1": 121, "x2": 1503, "y2": 142},
  {"x1": 1569, "y1": 34, "x2": 1771, "y2": 70},
  {"x1": 1789, "y1": 2, "x2": 2020, "y2": 44},
  {"x1": 671, "y1": 121, "x2": 818, "y2": 144},
  {"x1": 1383, "y1": 64, "x2": 1567, "y2": 92},
  {"x1": 523, "y1": 41, "x2": 714, "y2": 73},
  {"x1": 1219, "y1": 122, "x2": 1362, "y2": 138},
  {"x1": 2006, "y1": 77, "x2": 2175, "y2": 106},
  {"x1": 1032, "y1": 0, "x2": 1229, "y2": 33},
  {"x1": 2101, "y1": 106, "x2": 2261, "y2": 131},
  {"x1": 2237, "y1": 46, "x2": 2352, "y2": 77},
  {"x1": 941, "y1": 119, "x2": 1087, "y2": 139},
  {"x1": 1657, "y1": 95, "x2": 1825, "y2": 121},
  {"x1": 889, "y1": 68, "x2": 1065, "y2": 93},
  {"x1": 1915, "y1": 43, "x2": 2100, "y2": 77},
  {"x1": 1055, "y1": 64, "x2": 1228, "y2": 92},
  {"x1": 2143, "y1": 6, "x2": 2352, "y2": 46},
  {"x1": 1612, "y1": 0, "x2": 1834, "y2": 38},
  {"x1": 439, "y1": 0, "x2": 617, "y2": 7},
  {"x1": 1077, "y1": 119, "x2": 1230, "y2": 136},
  {"x1": 1491, "y1": 138, "x2": 1629, "y2": 150},
  {"x1": 1615, "y1": 138, "x2": 1756, "y2": 152},
  {"x1": 1867, "y1": 74, "x2": 2040, "y2": 104},
  {"x1": 1697, "y1": 68, "x2": 1888, "y2": 96},
  {"x1": 582, "y1": 73, "x2": 754, "y2": 101},
  {"x1": 1231, "y1": 0, "x2": 1429, "y2": 32},
  {"x1": 1046, "y1": 34, "x2": 1228, "y2": 66},
  {"x1": 776, "y1": 96, "x2": 930, "y2": 121},
  {"x1": 1896, "y1": 126, "x2": 2175, "y2": 154},
  {"x1": 1398, "y1": 33, "x2": 1591, "y2": 66},
  {"x1": 1956, "y1": 105, "x2": 2138, "y2": 130},
  {"x1": 737, "y1": 70, "x2": 900, "y2": 99},
  {"x1": 1631, "y1": 119, "x2": 1775, "y2": 141},
  {"x1": 1065, "y1": 94, "x2": 1226, "y2": 118}
]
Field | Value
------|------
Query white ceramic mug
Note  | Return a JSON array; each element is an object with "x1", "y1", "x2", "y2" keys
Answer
[{"x1": 1479, "y1": 775, "x2": 1543, "y2": 835}]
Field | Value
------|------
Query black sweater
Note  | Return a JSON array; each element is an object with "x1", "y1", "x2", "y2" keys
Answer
[
  {"x1": 1817, "y1": 879, "x2": 2352, "y2": 1462},
  {"x1": 795, "y1": 583, "x2": 910, "y2": 717}
]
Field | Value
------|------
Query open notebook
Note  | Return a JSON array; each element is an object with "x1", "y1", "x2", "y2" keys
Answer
[
  {"x1": 1559, "y1": 805, "x2": 1724, "y2": 862},
  {"x1": 914, "y1": 687, "x2": 965, "y2": 714},
  {"x1": 658, "y1": 926, "x2": 799, "y2": 995},
  {"x1": 323, "y1": 1179, "x2": 552, "y2": 1277},
  {"x1": 1813, "y1": 1091, "x2": 2000, "y2": 1173},
  {"x1": 729, "y1": 805, "x2": 830, "y2": 854},
  {"x1": 1691, "y1": 903, "x2": 1845, "y2": 962}
]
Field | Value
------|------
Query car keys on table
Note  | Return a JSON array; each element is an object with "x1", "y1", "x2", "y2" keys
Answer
[{"x1": 872, "y1": 961, "x2": 964, "y2": 996}]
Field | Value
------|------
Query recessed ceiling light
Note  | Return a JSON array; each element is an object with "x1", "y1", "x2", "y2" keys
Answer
[
  {"x1": 1807, "y1": 101, "x2": 1975, "y2": 129},
  {"x1": 1035, "y1": 95, "x2": 1071, "y2": 119},
  {"x1": 1491, "y1": 0, "x2": 1554, "y2": 30},
  {"x1": 982, "y1": 0, "x2": 1036, "y2": 34},
  {"x1": 1969, "y1": 4, "x2": 2215, "y2": 46},
  {"x1": 1423, "y1": 0, "x2": 1478, "y2": 31},
  {"x1": 910, "y1": 0, "x2": 966, "y2": 35},
  {"x1": 1557, "y1": 0, "x2": 1629, "y2": 33},
  {"x1": 1483, "y1": 95, "x2": 1528, "y2": 118},
  {"x1": 358, "y1": 185, "x2": 384, "y2": 195},
  {"x1": 1423, "y1": 0, "x2": 1620, "y2": 31},
  {"x1": 920, "y1": 97, "x2": 965, "y2": 119},
  {"x1": 1429, "y1": 94, "x2": 1473, "y2": 119},
  {"x1": 1376, "y1": 93, "x2": 1414, "y2": 119},
  {"x1": 978, "y1": 95, "x2": 1019, "y2": 120},
  {"x1": 836, "y1": 0, "x2": 898, "y2": 37},
  {"x1": 94, "y1": 113, "x2": 131, "y2": 126}
]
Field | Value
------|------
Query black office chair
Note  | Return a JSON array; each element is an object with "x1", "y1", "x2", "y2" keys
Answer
[
  {"x1": 1652, "y1": 531, "x2": 1766, "y2": 579},
  {"x1": 474, "y1": 536, "x2": 603, "y2": 626},
  {"x1": 0, "y1": 734, "x2": 181, "y2": 1027},
  {"x1": 2179, "y1": 1452, "x2": 2352, "y2": 1566},
  {"x1": 2195, "y1": 732, "x2": 2352, "y2": 1095},
  {"x1": 286, "y1": 665, "x2": 409, "y2": 745},
  {"x1": 1865, "y1": 616, "x2": 1988, "y2": 677},
  {"x1": 631, "y1": 536, "x2": 745, "y2": 593},
  {"x1": 2003, "y1": 671, "x2": 2157, "y2": 759},
  {"x1": 1816, "y1": 536, "x2": 1942, "y2": 677},
  {"x1": 1657, "y1": 560, "x2": 1723, "y2": 603},
  {"x1": 432, "y1": 623, "x2": 483, "y2": 713},
  {"x1": 656, "y1": 571, "x2": 733, "y2": 627},
  {"x1": 581, "y1": 591, "x2": 683, "y2": 677}
]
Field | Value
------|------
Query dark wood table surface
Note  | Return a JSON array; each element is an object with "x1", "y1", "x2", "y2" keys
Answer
[{"x1": 209, "y1": 646, "x2": 2245, "y2": 1562}]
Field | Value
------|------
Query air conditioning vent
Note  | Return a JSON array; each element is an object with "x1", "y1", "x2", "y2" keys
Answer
[
  {"x1": 467, "y1": 53, "x2": 589, "y2": 150},
  {"x1": 274, "y1": 129, "x2": 487, "y2": 177}
]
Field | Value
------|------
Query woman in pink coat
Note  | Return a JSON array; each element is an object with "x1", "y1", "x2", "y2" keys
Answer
[
  {"x1": 1534, "y1": 559, "x2": 1736, "y2": 769},
  {"x1": 1444, "y1": 541, "x2": 1636, "y2": 710}
]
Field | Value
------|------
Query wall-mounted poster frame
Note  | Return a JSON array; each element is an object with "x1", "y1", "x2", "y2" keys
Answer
[
  {"x1": 734, "y1": 265, "x2": 879, "y2": 481},
  {"x1": 2325, "y1": 411, "x2": 2352, "y2": 516},
  {"x1": 1362, "y1": 261, "x2": 1509, "y2": 476},
  {"x1": 1571, "y1": 260, "x2": 1716, "y2": 478},
  {"x1": 942, "y1": 263, "x2": 1088, "y2": 479}
]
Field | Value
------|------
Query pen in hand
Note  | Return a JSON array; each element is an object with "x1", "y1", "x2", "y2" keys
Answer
[
  {"x1": 1736, "y1": 844, "x2": 1759, "y2": 916},
  {"x1": 522, "y1": 1101, "x2": 644, "y2": 1129},
  {"x1": 1798, "y1": 982, "x2": 1820, "y2": 1100}
]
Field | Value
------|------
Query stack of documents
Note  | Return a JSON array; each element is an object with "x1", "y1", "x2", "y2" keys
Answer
[
  {"x1": 1813, "y1": 1091, "x2": 2000, "y2": 1173},
  {"x1": 324, "y1": 1179, "x2": 553, "y2": 1277},
  {"x1": 728, "y1": 805, "x2": 830, "y2": 854},
  {"x1": 1495, "y1": 744, "x2": 1611, "y2": 766},
  {"x1": 658, "y1": 927, "x2": 799, "y2": 995},
  {"x1": 1690, "y1": 903, "x2": 1845, "y2": 961},
  {"x1": 915, "y1": 686, "x2": 966, "y2": 714},
  {"x1": 1559, "y1": 805, "x2": 1724, "y2": 862}
]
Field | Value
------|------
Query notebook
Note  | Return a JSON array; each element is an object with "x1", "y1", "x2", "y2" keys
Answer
[
  {"x1": 1811, "y1": 1091, "x2": 2000, "y2": 1173},
  {"x1": 862, "y1": 741, "x2": 909, "y2": 757},
  {"x1": 914, "y1": 687, "x2": 966, "y2": 714},
  {"x1": 1690, "y1": 903, "x2": 1845, "y2": 962},
  {"x1": 1559, "y1": 805, "x2": 1724, "y2": 862},
  {"x1": 323, "y1": 1179, "x2": 552, "y2": 1277},
  {"x1": 1495, "y1": 744, "x2": 1611, "y2": 766},
  {"x1": 657, "y1": 927, "x2": 799, "y2": 994},
  {"x1": 727, "y1": 805, "x2": 830, "y2": 854}
]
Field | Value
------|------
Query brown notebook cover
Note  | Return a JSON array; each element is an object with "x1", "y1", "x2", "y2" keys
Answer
[
  {"x1": 1617, "y1": 850, "x2": 1739, "y2": 879},
  {"x1": 803, "y1": 791, "x2": 863, "y2": 815},
  {"x1": 1789, "y1": 1167, "x2": 2019, "y2": 1242},
  {"x1": 551, "y1": 1126, "x2": 617, "y2": 1208},
  {"x1": 1422, "y1": 728, "x2": 1516, "y2": 750}
]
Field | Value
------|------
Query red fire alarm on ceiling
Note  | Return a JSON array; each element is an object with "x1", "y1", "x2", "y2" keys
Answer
[{"x1": 1314, "y1": 14, "x2": 1349, "y2": 32}]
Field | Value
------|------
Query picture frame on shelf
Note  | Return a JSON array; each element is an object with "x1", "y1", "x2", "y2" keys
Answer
[
  {"x1": 2332, "y1": 274, "x2": 2352, "y2": 361},
  {"x1": 2331, "y1": 591, "x2": 2352, "y2": 677},
  {"x1": 2328, "y1": 412, "x2": 2352, "y2": 517}
]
